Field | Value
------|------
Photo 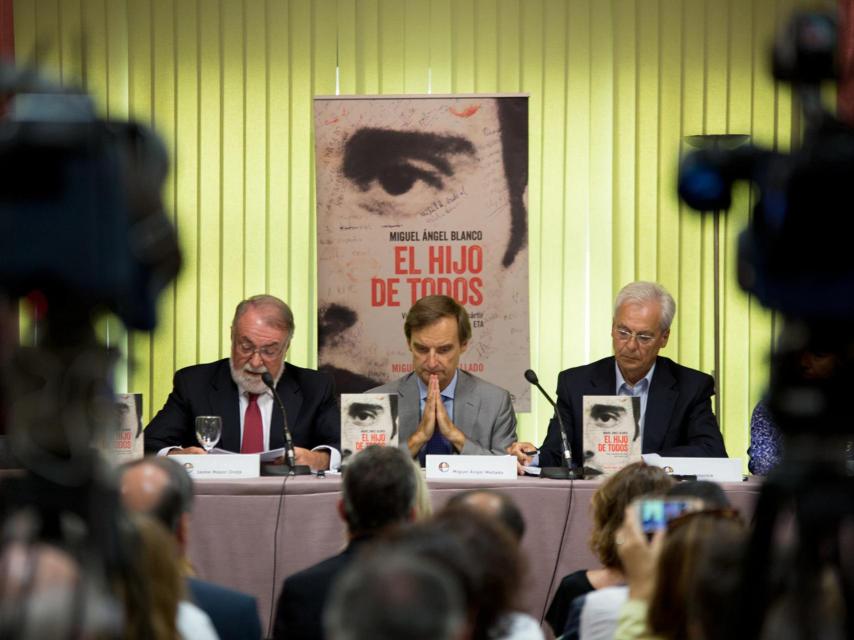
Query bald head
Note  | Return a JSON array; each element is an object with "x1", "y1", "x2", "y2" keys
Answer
[
  {"x1": 121, "y1": 462, "x2": 170, "y2": 513},
  {"x1": 444, "y1": 489, "x2": 525, "y2": 542},
  {"x1": 119, "y1": 457, "x2": 194, "y2": 535}
]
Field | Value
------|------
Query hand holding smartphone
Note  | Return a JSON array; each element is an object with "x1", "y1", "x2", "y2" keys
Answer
[{"x1": 638, "y1": 498, "x2": 701, "y2": 534}]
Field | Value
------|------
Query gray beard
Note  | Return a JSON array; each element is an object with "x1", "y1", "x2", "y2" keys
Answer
[{"x1": 229, "y1": 356, "x2": 284, "y2": 395}]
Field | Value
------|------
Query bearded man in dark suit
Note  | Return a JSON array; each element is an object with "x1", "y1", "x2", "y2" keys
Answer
[{"x1": 144, "y1": 294, "x2": 340, "y2": 470}]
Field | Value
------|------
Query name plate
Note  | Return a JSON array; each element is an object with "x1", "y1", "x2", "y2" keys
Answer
[
  {"x1": 425, "y1": 455, "x2": 517, "y2": 481},
  {"x1": 642, "y1": 454, "x2": 743, "y2": 482},
  {"x1": 170, "y1": 454, "x2": 260, "y2": 479}
]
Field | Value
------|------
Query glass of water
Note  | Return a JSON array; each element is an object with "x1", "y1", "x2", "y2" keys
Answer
[{"x1": 195, "y1": 416, "x2": 222, "y2": 452}]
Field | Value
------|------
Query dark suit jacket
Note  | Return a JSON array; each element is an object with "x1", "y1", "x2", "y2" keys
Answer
[
  {"x1": 187, "y1": 577, "x2": 262, "y2": 640},
  {"x1": 272, "y1": 539, "x2": 368, "y2": 640},
  {"x1": 144, "y1": 359, "x2": 340, "y2": 453},
  {"x1": 539, "y1": 356, "x2": 727, "y2": 467}
]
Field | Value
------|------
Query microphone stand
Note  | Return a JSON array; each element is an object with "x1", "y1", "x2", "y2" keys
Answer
[
  {"x1": 525, "y1": 369, "x2": 582, "y2": 480},
  {"x1": 261, "y1": 372, "x2": 311, "y2": 476}
]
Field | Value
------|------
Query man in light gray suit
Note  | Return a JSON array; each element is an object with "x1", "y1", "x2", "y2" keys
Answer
[{"x1": 371, "y1": 295, "x2": 517, "y2": 463}]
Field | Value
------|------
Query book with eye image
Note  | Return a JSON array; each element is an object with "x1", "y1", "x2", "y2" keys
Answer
[
  {"x1": 582, "y1": 395, "x2": 642, "y2": 477},
  {"x1": 99, "y1": 393, "x2": 145, "y2": 465},
  {"x1": 340, "y1": 393, "x2": 400, "y2": 463}
]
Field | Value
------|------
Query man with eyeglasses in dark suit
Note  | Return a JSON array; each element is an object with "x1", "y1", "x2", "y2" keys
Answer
[
  {"x1": 511, "y1": 281, "x2": 727, "y2": 469},
  {"x1": 144, "y1": 294, "x2": 340, "y2": 470}
]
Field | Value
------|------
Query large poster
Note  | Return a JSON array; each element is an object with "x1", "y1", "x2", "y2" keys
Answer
[{"x1": 315, "y1": 95, "x2": 530, "y2": 411}]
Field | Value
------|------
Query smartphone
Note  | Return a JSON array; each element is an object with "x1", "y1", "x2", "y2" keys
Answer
[{"x1": 638, "y1": 498, "x2": 697, "y2": 534}]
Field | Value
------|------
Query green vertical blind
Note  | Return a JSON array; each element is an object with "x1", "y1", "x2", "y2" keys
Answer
[{"x1": 15, "y1": 0, "x2": 805, "y2": 462}]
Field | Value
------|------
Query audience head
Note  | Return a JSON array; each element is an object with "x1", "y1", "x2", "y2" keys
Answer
[
  {"x1": 444, "y1": 489, "x2": 526, "y2": 542},
  {"x1": 648, "y1": 510, "x2": 745, "y2": 640},
  {"x1": 688, "y1": 522, "x2": 748, "y2": 640},
  {"x1": 126, "y1": 513, "x2": 183, "y2": 640},
  {"x1": 120, "y1": 457, "x2": 194, "y2": 550},
  {"x1": 324, "y1": 552, "x2": 465, "y2": 640},
  {"x1": 667, "y1": 480, "x2": 731, "y2": 509},
  {"x1": 385, "y1": 508, "x2": 522, "y2": 640},
  {"x1": 589, "y1": 462, "x2": 674, "y2": 570},
  {"x1": 340, "y1": 445, "x2": 418, "y2": 536}
]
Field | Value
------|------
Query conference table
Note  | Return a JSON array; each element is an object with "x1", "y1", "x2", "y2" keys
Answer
[{"x1": 187, "y1": 475, "x2": 761, "y2": 636}]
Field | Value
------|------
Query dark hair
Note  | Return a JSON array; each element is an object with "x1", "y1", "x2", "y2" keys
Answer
[
  {"x1": 444, "y1": 489, "x2": 526, "y2": 541},
  {"x1": 589, "y1": 462, "x2": 674, "y2": 569},
  {"x1": 382, "y1": 510, "x2": 522, "y2": 640},
  {"x1": 403, "y1": 295, "x2": 471, "y2": 345},
  {"x1": 667, "y1": 480, "x2": 731, "y2": 509},
  {"x1": 324, "y1": 552, "x2": 465, "y2": 640},
  {"x1": 342, "y1": 445, "x2": 417, "y2": 535},
  {"x1": 648, "y1": 512, "x2": 745, "y2": 640},
  {"x1": 688, "y1": 523, "x2": 747, "y2": 640},
  {"x1": 121, "y1": 457, "x2": 194, "y2": 532}
]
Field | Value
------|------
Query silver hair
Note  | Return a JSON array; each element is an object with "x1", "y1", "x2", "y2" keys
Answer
[
  {"x1": 613, "y1": 281, "x2": 676, "y2": 332},
  {"x1": 231, "y1": 294, "x2": 295, "y2": 337}
]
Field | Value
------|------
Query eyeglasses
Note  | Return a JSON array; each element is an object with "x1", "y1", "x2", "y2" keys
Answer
[
  {"x1": 235, "y1": 341, "x2": 284, "y2": 359},
  {"x1": 614, "y1": 327, "x2": 657, "y2": 346}
]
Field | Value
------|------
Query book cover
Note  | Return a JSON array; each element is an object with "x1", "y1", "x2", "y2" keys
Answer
[
  {"x1": 340, "y1": 393, "x2": 400, "y2": 463},
  {"x1": 103, "y1": 393, "x2": 144, "y2": 464},
  {"x1": 582, "y1": 395, "x2": 642, "y2": 476}
]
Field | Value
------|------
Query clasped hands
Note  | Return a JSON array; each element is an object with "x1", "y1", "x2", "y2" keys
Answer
[{"x1": 407, "y1": 374, "x2": 467, "y2": 456}]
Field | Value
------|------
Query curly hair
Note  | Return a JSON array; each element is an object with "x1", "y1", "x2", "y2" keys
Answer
[{"x1": 588, "y1": 462, "x2": 674, "y2": 569}]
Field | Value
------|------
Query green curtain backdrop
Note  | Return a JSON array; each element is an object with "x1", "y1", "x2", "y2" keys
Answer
[{"x1": 15, "y1": 0, "x2": 807, "y2": 465}]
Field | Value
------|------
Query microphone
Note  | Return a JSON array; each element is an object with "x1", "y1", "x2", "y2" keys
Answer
[
  {"x1": 261, "y1": 372, "x2": 311, "y2": 476},
  {"x1": 524, "y1": 369, "x2": 581, "y2": 480}
]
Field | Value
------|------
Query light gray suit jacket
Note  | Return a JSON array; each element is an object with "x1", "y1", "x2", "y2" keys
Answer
[{"x1": 370, "y1": 370, "x2": 517, "y2": 455}]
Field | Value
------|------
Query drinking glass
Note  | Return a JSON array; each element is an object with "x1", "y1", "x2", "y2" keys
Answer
[{"x1": 195, "y1": 416, "x2": 222, "y2": 452}]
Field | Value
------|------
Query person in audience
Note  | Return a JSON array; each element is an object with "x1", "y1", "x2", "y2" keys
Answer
[
  {"x1": 440, "y1": 491, "x2": 544, "y2": 639},
  {"x1": 120, "y1": 457, "x2": 262, "y2": 640},
  {"x1": 445, "y1": 488, "x2": 526, "y2": 542},
  {"x1": 273, "y1": 445, "x2": 419, "y2": 640},
  {"x1": 747, "y1": 347, "x2": 840, "y2": 475},
  {"x1": 665, "y1": 479, "x2": 730, "y2": 509},
  {"x1": 512, "y1": 281, "x2": 727, "y2": 468},
  {"x1": 564, "y1": 480, "x2": 733, "y2": 640},
  {"x1": 131, "y1": 513, "x2": 219, "y2": 640},
  {"x1": 688, "y1": 522, "x2": 748, "y2": 640},
  {"x1": 370, "y1": 295, "x2": 518, "y2": 463},
  {"x1": 144, "y1": 294, "x2": 340, "y2": 469},
  {"x1": 613, "y1": 503, "x2": 745, "y2": 640},
  {"x1": 383, "y1": 507, "x2": 540, "y2": 640},
  {"x1": 324, "y1": 552, "x2": 466, "y2": 640},
  {"x1": 544, "y1": 462, "x2": 674, "y2": 635}
]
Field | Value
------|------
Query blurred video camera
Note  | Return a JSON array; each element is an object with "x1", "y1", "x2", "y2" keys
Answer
[
  {"x1": 0, "y1": 65, "x2": 181, "y2": 333},
  {"x1": 0, "y1": 61, "x2": 180, "y2": 638},
  {"x1": 678, "y1": 9, "x2": 854, "y2": 440},
  {"x1": 679, "y1": 11, "x2": 854, "y2": 638}
]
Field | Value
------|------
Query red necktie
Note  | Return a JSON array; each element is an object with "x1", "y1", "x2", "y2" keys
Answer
[{"x1": 241, "y1": 393, "x2": 264, "y2": 453}]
